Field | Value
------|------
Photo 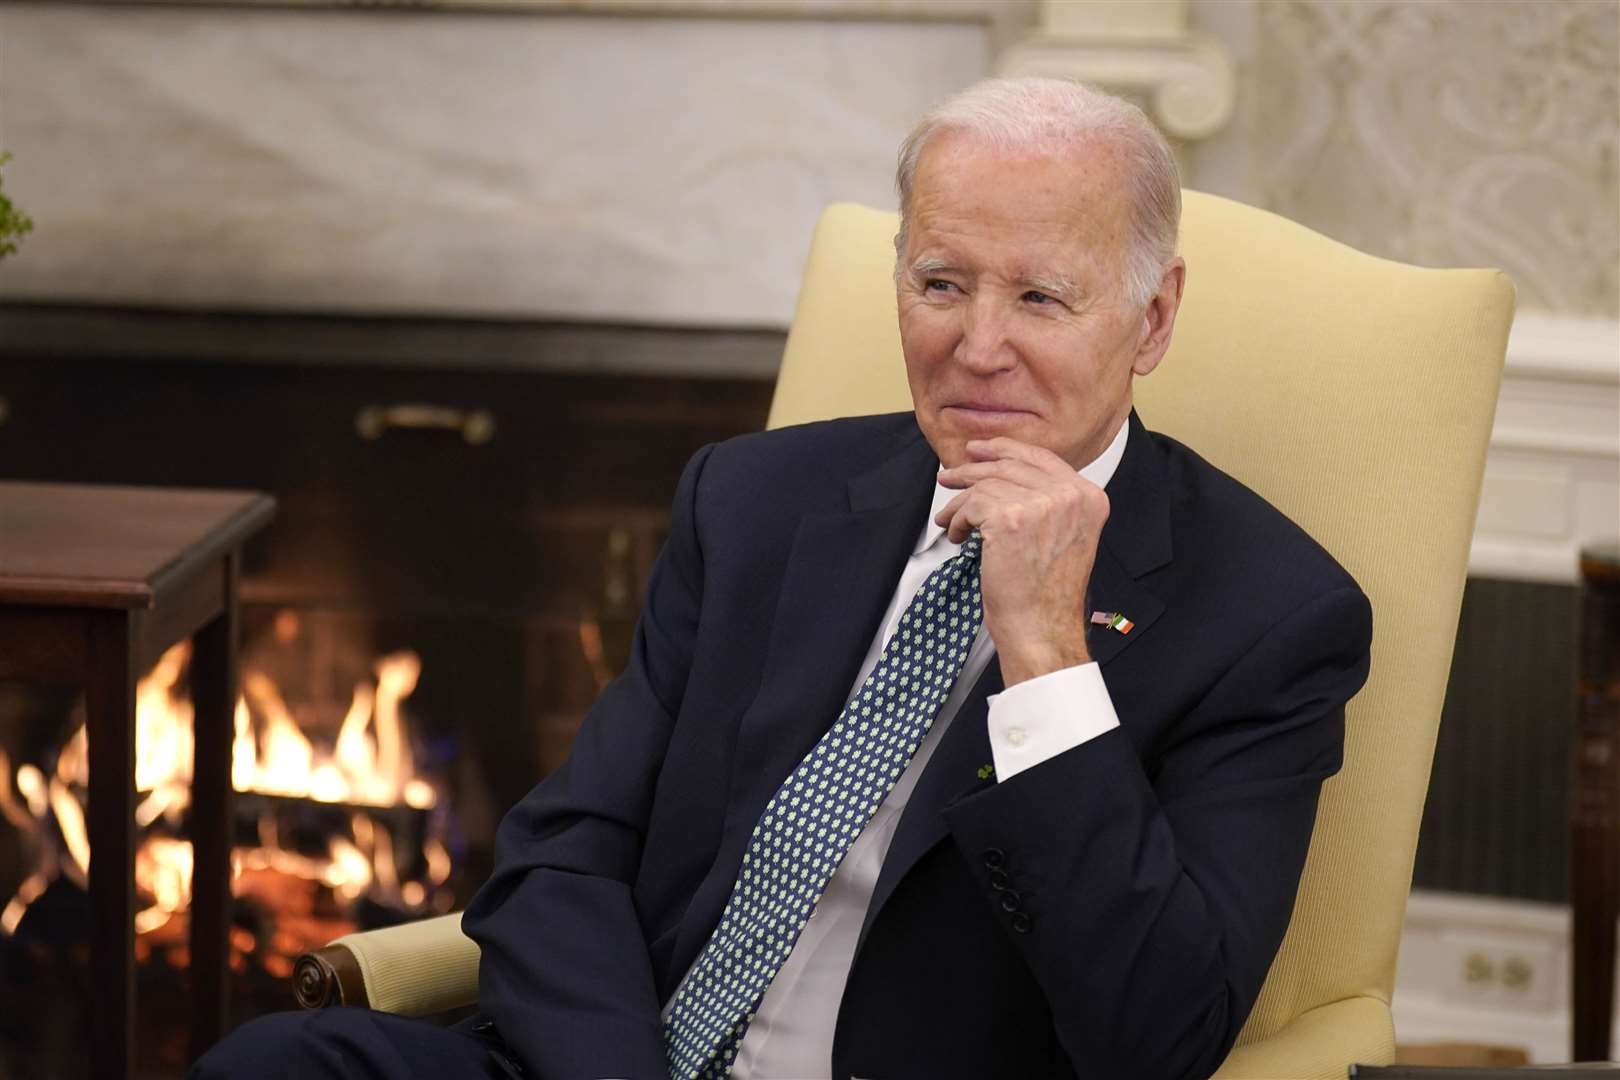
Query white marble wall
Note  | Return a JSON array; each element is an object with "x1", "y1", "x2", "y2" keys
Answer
[{"x1": 0, "y1": 4, "x2": 987, "y2": 325}]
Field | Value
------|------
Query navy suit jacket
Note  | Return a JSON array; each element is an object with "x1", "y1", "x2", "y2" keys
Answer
[{"x1": 462, "y1": 409, "x2": 1373, "y2": 1080}]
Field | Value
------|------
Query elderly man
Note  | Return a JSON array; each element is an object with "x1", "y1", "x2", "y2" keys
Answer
[{"x1": 195, "y1": 77, "x2": 1370, "y2": 1080}]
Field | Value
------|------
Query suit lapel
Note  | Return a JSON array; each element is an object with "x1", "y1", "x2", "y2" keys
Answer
[
  {"x1": 722, "y1": 428, "x2": 939, "y2": 854},
  {"x1": 855, "y1": 409, "x2": 1173, "y2": 953},
  {"x1": 1082, "y1": 544, "x2": 1166, "y2": 667},
  {"x1": 1086, "y1": 409, "x2": 1171, "y2": 664}
]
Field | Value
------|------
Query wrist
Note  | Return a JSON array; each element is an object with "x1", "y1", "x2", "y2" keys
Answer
[{"x1": 995, "y1": 636, "x2": 1092, "y2": 687}]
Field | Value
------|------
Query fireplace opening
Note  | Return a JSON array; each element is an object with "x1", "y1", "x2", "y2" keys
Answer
[{"x1": 0, "y1": 609, "x2": 467, "y2": 1078}]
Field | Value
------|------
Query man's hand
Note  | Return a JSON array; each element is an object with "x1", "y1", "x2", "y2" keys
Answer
[{"x1": 935, "y1": 437, "x2": 1110, "y2": 686}]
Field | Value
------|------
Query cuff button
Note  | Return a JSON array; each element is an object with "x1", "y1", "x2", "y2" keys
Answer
[
  {"x1": 1010, "y1": 912, "x2": 1033, "y2": 934},
  {"x1": 982, "y1": 847, "x2": 1005, "y2": 869}
]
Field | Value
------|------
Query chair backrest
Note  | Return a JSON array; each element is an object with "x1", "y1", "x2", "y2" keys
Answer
[{"x1": 767, "y1": 196, "x2": 1515, "y2": 1054}]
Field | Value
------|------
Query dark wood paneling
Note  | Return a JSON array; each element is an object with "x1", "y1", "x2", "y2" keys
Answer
[{"x1": 1413, "y1": 577, "x2": 1581, "y2": 902}]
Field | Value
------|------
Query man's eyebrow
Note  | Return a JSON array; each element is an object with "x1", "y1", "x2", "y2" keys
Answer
[
  {"x1": 1020, "y1": 273, "x2": 1079, "y2": 298},
  {"x1": 905, "y1": 257, "x2": 1078, "y2": 299},
  {"x1": 908, "y1": 255, "x2": 952, "y2": 276}
]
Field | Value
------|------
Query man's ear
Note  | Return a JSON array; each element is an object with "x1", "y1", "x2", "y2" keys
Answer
[{"x1": 1131, "y1": 257, "x2": 1186, "y2": 378}]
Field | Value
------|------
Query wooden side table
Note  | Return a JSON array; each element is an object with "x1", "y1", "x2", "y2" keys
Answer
[
  {"x1": 0, "y1": 482, "x2": 274, "y2": 1080},
  {"x1": 1571, "y1": 541, "x2": 1620, "y2": 1062}
]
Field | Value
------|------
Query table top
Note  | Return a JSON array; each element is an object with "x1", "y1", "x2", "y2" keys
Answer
[
  {"x1": 0, "y1": 481, "x2": 275, "y2": 609},
  {"x1": 1583, "y1": 542, "x2": 1620, "y2": 572}
]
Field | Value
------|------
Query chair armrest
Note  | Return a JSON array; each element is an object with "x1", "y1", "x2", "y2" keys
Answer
[
  {"x1": 293, "y1": 912, "x2": 480, "y2": 1017},
  {"x1": 1212, "y1": 995, "x2": 1395, "y2": 1080}
]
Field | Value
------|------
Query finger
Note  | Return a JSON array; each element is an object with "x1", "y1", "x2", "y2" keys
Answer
[
  {"x1": 964, "y1": 437, "x2": 1075, "y2": 478},
  {"x1": 937, "y1": 488, "x2": 993, "y2": 544},
  {"x1": 943, "y1": 495, "x2": 995, "y2": 544},
  {"x1": 937, "y1": 457, "x2": 1054, "y2": 491},
  {"x1": 935, "y1": 477, "x2": 1027, "y2": 525},
  {"x1": 933, "y1": 490, "x2": 969, "y2": 529},
  {"x1": 936, "y1": 478, "x2": 1025, "y2": 543}
]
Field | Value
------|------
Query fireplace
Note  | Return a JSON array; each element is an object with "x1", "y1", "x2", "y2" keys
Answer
[{"x1": 0, "y1": 302, "x2": 777, "y2": 1078}]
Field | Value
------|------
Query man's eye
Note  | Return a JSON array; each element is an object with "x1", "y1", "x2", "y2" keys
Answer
[
  {"x1": 924, "y1": 279, "x2": 956, "y2": 293},
  {"x1": 1023, "y1": 290, "x2": 1055, "y2": 305}
]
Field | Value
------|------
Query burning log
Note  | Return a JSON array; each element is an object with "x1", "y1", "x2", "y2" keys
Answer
[{"x1": 230, "y1": 790, "x2": 434, "y2": 874}]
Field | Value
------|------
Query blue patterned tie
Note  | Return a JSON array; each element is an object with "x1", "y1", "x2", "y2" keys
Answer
[{"x1": 663, "y1": 532, "x2": 984, "y2": 1079}]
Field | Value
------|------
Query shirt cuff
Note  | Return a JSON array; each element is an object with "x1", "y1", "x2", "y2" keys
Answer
[{"x1": 985, "y1": 663, "x2": 1120, "y2": 782}]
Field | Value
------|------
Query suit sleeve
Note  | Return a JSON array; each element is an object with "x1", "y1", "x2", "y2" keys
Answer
[
  {"x1": 940, "y1": 583, "x2": 1372, "y2": 1080},
  {"x1": 461, "y1": 444, "x2": 714, "y2": 1080}
]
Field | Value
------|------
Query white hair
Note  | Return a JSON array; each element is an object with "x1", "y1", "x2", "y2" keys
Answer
[{"x1": 894, "y1": 77, "x2": 1181, "y2": 309}]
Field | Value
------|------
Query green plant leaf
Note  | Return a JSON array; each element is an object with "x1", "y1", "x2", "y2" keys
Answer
[{"x1": 0, "y1": 151, "x2": 36, "y2": 260}]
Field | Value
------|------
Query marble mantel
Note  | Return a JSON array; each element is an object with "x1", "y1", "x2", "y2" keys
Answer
[
  {"x1": 0, "y1": 0, "x2": 1238, "y2": 326},
  {"x1": 0, "y1": 3, "x2": 991, "y2": 325}
]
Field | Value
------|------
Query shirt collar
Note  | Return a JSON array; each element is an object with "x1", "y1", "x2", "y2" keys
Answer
[{"x1": 915, "y1": 417, "x2": 1131, "y2": 556}]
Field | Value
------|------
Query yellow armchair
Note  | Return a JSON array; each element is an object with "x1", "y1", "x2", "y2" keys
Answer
[{"x1": 296, "y1": 194, "x2": 1515, "y2": 1078}]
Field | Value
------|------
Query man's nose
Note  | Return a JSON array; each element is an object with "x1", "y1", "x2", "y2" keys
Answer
[{"x1": 954, "y1": 296, "x2": 1017, "y2": 374}]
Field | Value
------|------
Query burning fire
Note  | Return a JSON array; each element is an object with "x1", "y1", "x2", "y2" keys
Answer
[{"x1": 0, "y1": 633, "x2": 454, "y2": 956}]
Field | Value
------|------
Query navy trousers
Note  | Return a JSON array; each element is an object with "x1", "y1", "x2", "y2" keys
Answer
[{"x1": 189, "y1": 1009, "x2": 525, "y2": 1079}]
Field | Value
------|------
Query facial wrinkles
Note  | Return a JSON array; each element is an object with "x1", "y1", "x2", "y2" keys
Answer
[
  {"x1": 906, "y1": 143, "x2": 1137, "y2": 313},
  {"x1": 911, "y1": 209, "x2": 1119, "y2": 317}
]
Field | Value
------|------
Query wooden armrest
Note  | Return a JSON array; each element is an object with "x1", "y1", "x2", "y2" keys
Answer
[
  {"x1": 292, "y1": 912, "x2": 480, "y2": 1017},
  {"x1": 294, "y1": 941, "x2": 369, "y2": 1009}
]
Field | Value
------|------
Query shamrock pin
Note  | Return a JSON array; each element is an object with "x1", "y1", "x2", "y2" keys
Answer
[{"x1": 976, "y1": 763, "x2": 995, "y2": 781}]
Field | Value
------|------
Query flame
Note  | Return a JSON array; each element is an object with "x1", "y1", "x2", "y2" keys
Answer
[
  {"x1": 325, "y1": 838, "x2": 374, "y2": 901},
  {"x1": 1, "y1": 629, "x2": 452, "y2": 952},
  {"x1": 0, "y1": 751, "x2": 30, "y2": 832},
  {"x1": 0, "y1": 750, "x2": 53, "y2": 934},
  {"x1": 1, "y1": 875, "x2": 46, "y2": 935},
  {"x1": 424, "y1": 837, "x2": 451, "y2": 887},
  {"x1": 14, "y1": 764, "x2": 47, "y2": 820},
  {"x1": 134, "y1": 837, "x2": 192, "y2": 935},
  {"x1": 49, "y1": 778, "x2": 90, "y2": 879},
  {"x1": 135, "y1": 642, "x2": 190, "y2": 802},
  {"x1": 371, "y1": 822, "x2": 399, "y2": 899},
  {"x1": 243, "y1": 670, "x2": 315, "y2": 799},
  {"x1": 57, "y1": 727, "x2": 87, "y2": 788},
  {"x1": 229, "y1": 650, "x2": 434, "y2": 811}
]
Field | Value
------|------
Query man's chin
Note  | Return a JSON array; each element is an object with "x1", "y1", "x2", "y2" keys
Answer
[{"x1": 923, "y1": 413, "x2": 1035, "y2": 468}]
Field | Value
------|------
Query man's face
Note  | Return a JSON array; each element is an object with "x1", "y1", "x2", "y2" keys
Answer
[{"x1": 897, "y1": 131, "x2": 1169, "y2": 471}]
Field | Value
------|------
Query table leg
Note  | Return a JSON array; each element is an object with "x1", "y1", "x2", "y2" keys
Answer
[
  {"x1": 86, "y1": 612, "x2": 136, "y2": 1080},
  {"x1": 1571, "y1": 753, "x2": 1618, "y2": 1059},
  {"x1": 1573, "y1": 553, "x2": 1620, "y2": 1060},
  {"x1": 189, "y1": 555, "x2": 238, "y2": 1061}
]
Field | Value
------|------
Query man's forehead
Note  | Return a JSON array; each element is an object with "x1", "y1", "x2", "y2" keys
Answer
[
  {"x1": 915, "y1": 128, "x2": 1133, "y2": 187},
  {"x1": 909, "y1": 140, "x2": 1132, "y2": 233},
  {"x1": 904, "y1": 209, "x2": 1122, "y2": 282}
]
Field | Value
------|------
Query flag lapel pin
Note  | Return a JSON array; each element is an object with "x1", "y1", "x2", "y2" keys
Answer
[{"x1": 1090, "y1": 610, "x2": 1134, "y2": 634}]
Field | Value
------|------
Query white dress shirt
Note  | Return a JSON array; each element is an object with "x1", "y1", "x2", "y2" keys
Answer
[{"x1": 663, "y1": 418, "x2": 1130, "y2": 1080}]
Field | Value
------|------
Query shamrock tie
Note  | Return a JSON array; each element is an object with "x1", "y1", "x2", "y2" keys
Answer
[{"x1": 663, "y1": 531, "x2": 984, "y2": 1079}]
